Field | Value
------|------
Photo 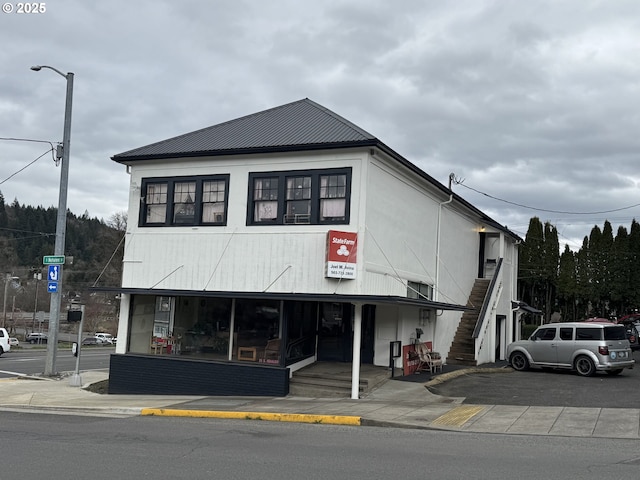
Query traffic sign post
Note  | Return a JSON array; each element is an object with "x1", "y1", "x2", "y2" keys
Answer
[
  {"x1": 43, "y1": 255, "x2": 65, "y2": 265},
  {"x1": 48, "y1": 265, "x2": 60, "y2": 282}
]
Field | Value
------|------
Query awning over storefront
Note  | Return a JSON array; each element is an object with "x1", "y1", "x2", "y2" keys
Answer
[{"x1": 90, "y1": 286, "x2": 471, "y2": 311}]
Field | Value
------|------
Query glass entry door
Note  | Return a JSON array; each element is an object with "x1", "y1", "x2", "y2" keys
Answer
[{"x1": 317, "y1": 303, "x2": 352, "y2": 362}]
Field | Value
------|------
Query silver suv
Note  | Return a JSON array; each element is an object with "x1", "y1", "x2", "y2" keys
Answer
[{"x1": 507, "y1": 321, "x2": 635, "y2": 376}]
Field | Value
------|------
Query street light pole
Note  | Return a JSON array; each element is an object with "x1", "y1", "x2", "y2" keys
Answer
[
  {"x1": 2, "y1": 273, "x2": 10, "y2": 329},
  {"x1": 2, "y1": 273, "x2": 19, "y2": 329},
  {"x1": 31, "y1": 65, "x2": 74, "y2": 376},
  {"x1": 32, "y1": 272, "x2": 41, "y2": 333}
]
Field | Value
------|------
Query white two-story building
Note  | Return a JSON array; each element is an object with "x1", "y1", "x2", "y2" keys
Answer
[{"x1": 104, "y1": 99, "x2": 523, "y2": 397}]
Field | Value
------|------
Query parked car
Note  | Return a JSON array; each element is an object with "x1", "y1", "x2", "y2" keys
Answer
[
  {"x1": 582, "y1": 317, "x2": 640, "y2": 350},
  {"x1": 94, "y1": 333, "x2": 114, "y2": 345},
  {"x1": 0, "y1": 327, "x2": 10, "y2": 355},
  {"x1": 9, "y1": 337, "x2": 19, "y2": 347},
  {"x1": 81, "y1": 337, "x2": 98, "y2": 346},
  {"x1": 616, "y1": 314, "x2": 640, "y2": 350},
  {"x1": 25, "y1": 332, "x2": 48, "y2": 344},
  {"x1": 507, "y1": 321, "x2": 634, "y2": 376}
]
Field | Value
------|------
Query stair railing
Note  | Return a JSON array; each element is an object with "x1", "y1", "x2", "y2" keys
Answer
[{"x1": 472, "y1": 257, "x2": 503, "y2": 363}]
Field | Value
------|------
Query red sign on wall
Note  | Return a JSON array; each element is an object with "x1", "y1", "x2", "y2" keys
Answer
[
  {"x1": 326, "y1": 230, "x2": 358, "y2": 279},
  {"x1": 403, "y1": 344, "x2": 420, "y2": 376}
]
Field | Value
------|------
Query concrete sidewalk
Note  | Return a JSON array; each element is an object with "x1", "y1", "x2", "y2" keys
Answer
[{"x1": 1, "y1": 369, "x2": 638, "y2": 438}]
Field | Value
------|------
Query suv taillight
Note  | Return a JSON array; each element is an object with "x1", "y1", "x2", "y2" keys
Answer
[{"x1": 599, "y1": 346, "x2": 609, "y2": 356}]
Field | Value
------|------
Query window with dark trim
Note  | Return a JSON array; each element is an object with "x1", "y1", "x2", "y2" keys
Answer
[
  {"x1": 407, "y1": 281, "x2": 433, "y2": 300},
  {"x1": 248, "y1": 168, "x2": 351, "y2": 225},
  {"x1": 140, "y1": 175, "x2": 230, "y2": 227}
]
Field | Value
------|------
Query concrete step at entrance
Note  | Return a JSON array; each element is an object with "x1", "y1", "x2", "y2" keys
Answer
[{"x1": 289, "y1": 362, "x2": 392, "y2": 398}]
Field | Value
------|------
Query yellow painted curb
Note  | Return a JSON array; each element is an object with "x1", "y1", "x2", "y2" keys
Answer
[{"x1": 140, "y1": 408, "x2": 361, "y2": 426}]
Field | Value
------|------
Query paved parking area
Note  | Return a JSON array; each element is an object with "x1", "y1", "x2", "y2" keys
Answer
[{"x1": 429, "y1": 351, "x2": 640, "y2": 408}]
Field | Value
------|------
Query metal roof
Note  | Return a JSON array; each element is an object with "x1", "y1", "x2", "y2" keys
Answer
[
  {"x1": 112, "y1": 98, "x2": 378, "y2": 162},
  {"x1": 110, "y1": 98, "x2": 521, "y2": 241}
]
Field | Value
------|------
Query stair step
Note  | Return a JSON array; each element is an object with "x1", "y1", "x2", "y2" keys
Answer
[
  {"x1": 290, "y1": 376, "x2": 367, "y2": 389},
  {"x1": 289, "y1": 367, "x2": 392, "y2": 398},
  {"x1": 446, "y1": 277, "x2": 491, "y2": 367},
  {"x1": 288, "y1": 384, "x2": 356, "y2": 398},
  {"x1": 446, "y1": 358, "x2": 477, "y2": 367}
]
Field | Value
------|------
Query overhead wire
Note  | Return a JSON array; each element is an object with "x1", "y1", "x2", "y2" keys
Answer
[{"x1": 454, "y1": 178, "x2": 640, "y2": 215}]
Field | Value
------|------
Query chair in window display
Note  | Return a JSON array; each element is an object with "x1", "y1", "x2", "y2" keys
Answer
[
  {"x1": 151, "y1": 336, "x2": 166, "y2": 354},
  {"x1": 261, "y1": 338, "x2": 281, "y2": 363}
]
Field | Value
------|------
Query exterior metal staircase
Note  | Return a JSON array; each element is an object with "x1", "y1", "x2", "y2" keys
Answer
[{"x1": 446, "y1": 278, "x2": 490, "y2": 366}]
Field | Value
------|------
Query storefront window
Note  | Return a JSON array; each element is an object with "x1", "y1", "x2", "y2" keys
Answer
[
  {"x1": 233, "y1": 299, "x2": 281, "y2": 363},
  {"x1": 285, "y1": 301, "x2": 317, "y2": 365},
  {"x1": 174, "y1": 297, "x2": 232, "y2": 357},
  {"x1": 127, "y1": 296, "x2": 323, "y2": 366}
]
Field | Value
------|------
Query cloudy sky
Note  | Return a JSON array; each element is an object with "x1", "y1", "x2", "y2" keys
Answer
[{"x1": 2, "y1": 0, "x2": 640, "y2": 250}]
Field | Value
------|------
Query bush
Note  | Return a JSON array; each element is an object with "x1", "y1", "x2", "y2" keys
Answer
[{"x1": 521, "y1": 324, "x2": 538, "y2": 339}]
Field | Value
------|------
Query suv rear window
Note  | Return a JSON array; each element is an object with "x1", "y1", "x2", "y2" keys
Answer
[
  {"x1": 576, "y1": 328, "x2": 602, "y2": 341},
  {"x1": 604, "y1": 326, "x2": 627, "y2": 341}
]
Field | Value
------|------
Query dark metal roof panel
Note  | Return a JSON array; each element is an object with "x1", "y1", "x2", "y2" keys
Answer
[
  {"x1": 113, "y1": 98, "x2": 377, "y2": 161},
  {"x1": 110, "y1": 98, "x2": 521, "y2": 242}
]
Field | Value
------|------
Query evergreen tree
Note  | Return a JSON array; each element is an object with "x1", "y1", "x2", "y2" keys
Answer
[
  {"x1": 557, "y1": 245, "x2": 577, "y2": 320},
  {"x1": 575, "y1": 236, "x2": 591, "y2": 318},
  {"x1": 519, "y1": 217, "x2": 545, "y2": 309},
  {"x1": 611, "y1": 225, "x2": 630, "y2": 315},
  {"x1": 541, "y1": 222, "x2": 559, "y2": 322},
  {"x1": 629, "y1": 219, "x2": 640, "y2": 308}
]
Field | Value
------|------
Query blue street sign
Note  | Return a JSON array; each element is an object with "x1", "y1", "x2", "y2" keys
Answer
[
  {"x1": 47, "y1": 281, "x2": 58, "y2": 293},
  {"x1": 48, "y1": 265, "x2": 60, "y2": 282}
]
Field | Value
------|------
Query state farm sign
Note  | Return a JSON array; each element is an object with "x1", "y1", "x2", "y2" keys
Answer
[{"x1": 326, "y1": 230, "x2": 357, "y2": 279}]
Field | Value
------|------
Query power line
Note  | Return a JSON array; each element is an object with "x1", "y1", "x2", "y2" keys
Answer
[
  {"x1": 0, "y1": 148, "x2": 54, "y2": 186},
  {"x1": 454, "y1": 179, "x2": 640, "y2": 215}
]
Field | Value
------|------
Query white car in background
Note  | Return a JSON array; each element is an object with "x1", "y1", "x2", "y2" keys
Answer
[
  {"x1": 94, "y1": 333, "x2": 114, "y2": 345},
  {"x1": 0, "y1": 327, "x2": 11, "y2": 355}
]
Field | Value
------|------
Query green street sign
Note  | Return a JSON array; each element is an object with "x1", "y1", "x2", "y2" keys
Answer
[{"x1": 43, "y1": 255, "x2": 65, "y2": 265}]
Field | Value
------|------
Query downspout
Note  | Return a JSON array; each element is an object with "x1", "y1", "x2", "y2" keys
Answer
[
  {"x1": 433, "y1": 173, "x2": 454, "y2": 347},
  {"x1": 435, "y1": 173, "x2": 455, "y2": 302}
]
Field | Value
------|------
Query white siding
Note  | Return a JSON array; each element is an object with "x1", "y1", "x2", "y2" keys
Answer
[
  {"x1": 123, "y1": 151, "x2": 367, "y2": 294},
  {"x1": 121, "y1": 145, "x2": 520, "y2": 366}
]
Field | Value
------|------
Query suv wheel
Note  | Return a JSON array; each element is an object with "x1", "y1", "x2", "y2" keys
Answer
[
  {"x1": 510, "y1": 351, "x2": 529, "y2": 371},
  {"x1": 575, "y1": 355, "x2": 596, "y2": 376}
]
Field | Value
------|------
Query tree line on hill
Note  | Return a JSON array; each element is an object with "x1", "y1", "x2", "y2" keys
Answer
[
  {"x1": 519, "y1": 216, "x2": 640, "y2": 323},
  {"x1": 0, "y1": 191, "x2": 124, "y2": 333}
]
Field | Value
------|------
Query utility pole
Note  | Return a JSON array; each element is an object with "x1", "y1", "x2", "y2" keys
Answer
[{"x1": 31, "y1": 65, "x2": 74, "y2": 376}]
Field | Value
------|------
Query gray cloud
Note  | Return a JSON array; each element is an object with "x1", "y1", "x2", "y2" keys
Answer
[{"x1": 1, "y1": 0, "x2": 640, "y2": 250}]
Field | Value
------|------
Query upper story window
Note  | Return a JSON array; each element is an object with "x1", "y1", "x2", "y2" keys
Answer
[
  {"x1": 145, "y1": 183, "x2": 168, "y2": 224},
  {"x1": 407, "y1": 281, "x2": 433, "y2": 301},
  {"x1": 140, "y1": 175, "x2": 229, "y2": 227},
  {"x1": 285, "y1": 176, "x2": 312, "y2": 224},
  {"x1": 173, "y1": 181, "x2": 196, "y2": 224},
  {"x1": 248, "y1": 168, "x2": 351, "y2": 225}
]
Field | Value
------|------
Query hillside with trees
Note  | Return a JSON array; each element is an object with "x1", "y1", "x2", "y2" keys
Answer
[
  {"x1": 519, "y1": 216, "x2": 640, "y2": 323},
  {"x1": 0, "y1": 191, "x2": 125, "y2": 335}
]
